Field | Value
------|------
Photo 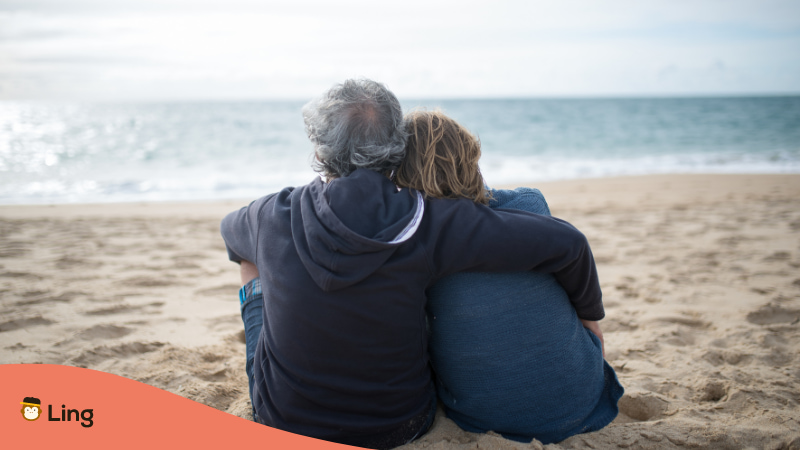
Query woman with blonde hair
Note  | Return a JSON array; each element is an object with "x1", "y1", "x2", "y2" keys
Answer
[{"x1": 396, "y1": 110, "x2": 623, "y2": 445}]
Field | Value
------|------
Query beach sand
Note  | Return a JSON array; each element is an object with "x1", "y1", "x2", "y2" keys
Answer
[{"x1": 2, "y1": 174, "x2": 799, "y2": 449}]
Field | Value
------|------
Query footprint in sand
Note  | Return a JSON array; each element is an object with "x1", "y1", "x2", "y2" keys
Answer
[
  {"x1": 173, "y1": 261, "x2": 202, "y2": 270},
  {"x1": 614, "y1": 283, "x2": 640, "y2": 299},
  {"x1": 617, "y1": 390, "x2": 670, "y2": 421},
  {"x1": 656, "y1": 316, "x2": 711, "y2": 329},
  {"x1": 702, "y1": 349, "x2": 752, "y2": 367},
  {"x1": 195, "y1": 284, "x2": 241, "y2": 298},
  {"x1": 757, "y1": 333, "x2": 794, "y2": 366},
  {"x1": 695, "y1": 379, "x2": 730, "y2": 402},
  {"x1": 602, "y1": 317, "x2": 639, "y2": 332},
  {"x1": 751, "y1": 287, "x2": 775, "y2": 295},
  {"x1": 55, "y1": 324, "x2": 134, "y2": 346},
  {"x1": 200, "y1": 352, "x2": 227, "y2": 363},
  {"x1": 0, "y1": 240, "x2": 30, "y2": 258},
  {"x1": 746, "y1": 304, "x2": 800, "y2": 325},
  {"x1": 83, "y1": 302, "x2": 164, "y2": 316},
  {"x1": 197, "y1": 368, "x2": 229, "y2": 382},
  {"x1": 15, "y1": 291, "x2": 80, "y2": 307},
  {"x1": 0, "y1": 315, "x2": 55, "y2": 332},
  {"x1": 122, "y1": 276, "x2": 179, "y2": 287},
  {"x1": 5, "y1": 342, "x2": 28, "y2": 350},
  {"x1": 763, "y1": 251, "x2": 791, "y2": 262},
  {"x1": 76, "y1": 324, "x2": 134, "y2": 340},
  {"x1": 69, "y1": 341, "x2": 165, "y2": 366},
  {"x1": 0, "y1": 271, "x2": 43, "y2": 280},
  {"x1": 181, "y1": 382, "x2": 241, "y2": 411},
  {"x1": 205, "y1": 315, "x2": 241, "y2": 333},
  {"x1": 227, "y1": 330, "x2": 246, "y2": 345},
  {"x1": 653, "y1": 316, "x2": 710, "y2": 347},
  {"x1": 55, "y1": 255, "x2": 102, "y2": 270}
]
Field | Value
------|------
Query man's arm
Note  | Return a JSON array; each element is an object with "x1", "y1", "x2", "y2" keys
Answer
[
  {"x1": 488, "y1": 187, "x2": 607, "y2": 348},
  {"x1": 220, "y1": 194, "x2": 275, "y2": 264},
  {"x1": 425, "y1": 198, "x2": 604, "y2": 321}
]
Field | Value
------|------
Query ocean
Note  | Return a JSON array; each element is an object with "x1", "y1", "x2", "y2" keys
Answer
[{"x1": 1, "y1": 96, "x2": 799, "y2": 205}]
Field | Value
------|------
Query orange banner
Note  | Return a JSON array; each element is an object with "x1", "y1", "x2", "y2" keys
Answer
[{"x1": 1, "y1": 364, "x2": 357, "y2": 449}]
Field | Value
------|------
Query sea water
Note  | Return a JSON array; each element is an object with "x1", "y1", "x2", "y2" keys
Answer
[{"x1": 1, "y1": 96, "x2": 799, "y2": 204}]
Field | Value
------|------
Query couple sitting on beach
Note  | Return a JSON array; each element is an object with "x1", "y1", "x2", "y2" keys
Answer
[{"x1": 220, "y1": 79, "x2": 623, "y2": 449}]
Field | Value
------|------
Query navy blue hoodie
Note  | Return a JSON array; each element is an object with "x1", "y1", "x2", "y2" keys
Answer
[{"x1": 221, "y1": 168, "x2": 603, "y2": 445}]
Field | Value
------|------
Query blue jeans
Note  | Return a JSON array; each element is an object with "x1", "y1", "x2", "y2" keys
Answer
[
  {"x1": 239, "y1": 277, "x2": 436, "y2": 448},
  {"x1": 239, "y1": 277, "x2": 264, "y2": 422}
]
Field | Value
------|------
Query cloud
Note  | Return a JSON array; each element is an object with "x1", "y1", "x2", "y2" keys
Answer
[{"x1": 0, "y1": 0, "x2": 798, "y2": 100}]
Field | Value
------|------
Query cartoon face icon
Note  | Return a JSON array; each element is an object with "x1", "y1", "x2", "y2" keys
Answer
[{"x1": 20, "y1": 397, "x2": 42, "y2": 421}]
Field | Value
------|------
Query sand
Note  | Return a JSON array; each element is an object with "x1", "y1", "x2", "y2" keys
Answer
[{"x1": 1, "y1": 174, "x2": 799, "y2": 449}]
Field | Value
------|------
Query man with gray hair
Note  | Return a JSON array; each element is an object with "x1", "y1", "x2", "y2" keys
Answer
[
  {"x1": 221, "y1": 79, "x2": 603, "y2": 448},
  {"x1": 304, "y1": 78, "x2": 407, "y2": 178}
]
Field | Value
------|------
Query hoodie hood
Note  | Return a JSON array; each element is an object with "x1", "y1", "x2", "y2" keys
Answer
[{"x1": 289, "y1": 169, "x2": 424, "y2": 292}]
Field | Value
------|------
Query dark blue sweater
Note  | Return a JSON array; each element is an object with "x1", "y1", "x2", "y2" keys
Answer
[{"x1": 220, "y1": 169, "x2": 603, "y2": 445}]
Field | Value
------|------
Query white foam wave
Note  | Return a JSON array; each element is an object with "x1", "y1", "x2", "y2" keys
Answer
[{"x1": 480, "y1": 151, "x2": 800, "y2": 187}]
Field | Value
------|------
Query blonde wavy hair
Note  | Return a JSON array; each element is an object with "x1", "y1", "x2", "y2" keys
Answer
[{"x1": 396, "y1": 110, "x2": 490, "y2": 205}]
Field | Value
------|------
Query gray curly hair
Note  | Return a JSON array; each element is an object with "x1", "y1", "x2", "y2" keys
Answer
[{"x1": 302, "y1": 79, "x2": 407, "y2": 179}]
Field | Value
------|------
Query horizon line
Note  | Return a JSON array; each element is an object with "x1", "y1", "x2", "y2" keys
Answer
[{"x1": 2, "y1": 92, "x2": 800, "y2": 104}]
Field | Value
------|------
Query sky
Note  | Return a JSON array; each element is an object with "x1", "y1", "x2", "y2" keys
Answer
[{"x1": 1, "y1": 0, "x2": 799, "y2": 101}]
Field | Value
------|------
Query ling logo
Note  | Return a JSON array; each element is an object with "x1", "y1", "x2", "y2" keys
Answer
[
  {"x1": 20, "y1": 397, "x2": 42, "y2": 421},
  {"x1": 19, "y1": 396, "x2": 94, "y2": 427}
]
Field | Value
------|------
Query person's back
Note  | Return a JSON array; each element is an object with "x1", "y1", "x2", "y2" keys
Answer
[
  {"x1": 395, "y1": 110, "x2": 623, "y2": 444},
  {"x1": 428, "y1": 187, "x2": 623, "y2": 444}
]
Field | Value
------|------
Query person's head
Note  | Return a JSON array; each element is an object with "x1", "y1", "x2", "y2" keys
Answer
[
  {"x1": 396, "y1": 110, "x2": 489, "y2": 205},
  {"x1": 303, "y1": 79, "x2": 407, "y2": 179}
]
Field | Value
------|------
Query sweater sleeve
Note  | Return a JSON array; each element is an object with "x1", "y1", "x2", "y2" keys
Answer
[
  {"x1": 220, "y1": 194, "x2": 274, "y2": 264},
  {"x1": 425, "y1": 198, "x2": 604, "y2": 320}
]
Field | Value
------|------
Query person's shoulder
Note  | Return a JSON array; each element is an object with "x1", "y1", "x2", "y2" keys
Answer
[
  {"x1": 423, "y1": 194, "x2": 486, "y2": 211},
  {"x1": 267, "y1": 176, "x2": 326, "y2": 204},
  {"x1": 487, "y1": 187, "x2": 550, "y2": 216},
  {"x1": 420, "y1": 195, "x2": 496, "y2": 227},
  {"x1": 226, "y1": 181, "x2": 306, "y2": 219},
  {"x1": 488, "y1": 187, "x2": 545, "y2": 203}
]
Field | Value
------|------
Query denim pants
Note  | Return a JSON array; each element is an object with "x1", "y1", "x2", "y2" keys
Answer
[
  {"x1": 239, "y1": 277, "x2": 264, "y2": 422},
  {"x1": 238, "y1": 277, "x2": 436, "y2": 448}
]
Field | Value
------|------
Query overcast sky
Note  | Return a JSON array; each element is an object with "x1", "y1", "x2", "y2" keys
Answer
[{"x1": 1, "y1": 0, "x2": 799, "y2": 100}]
